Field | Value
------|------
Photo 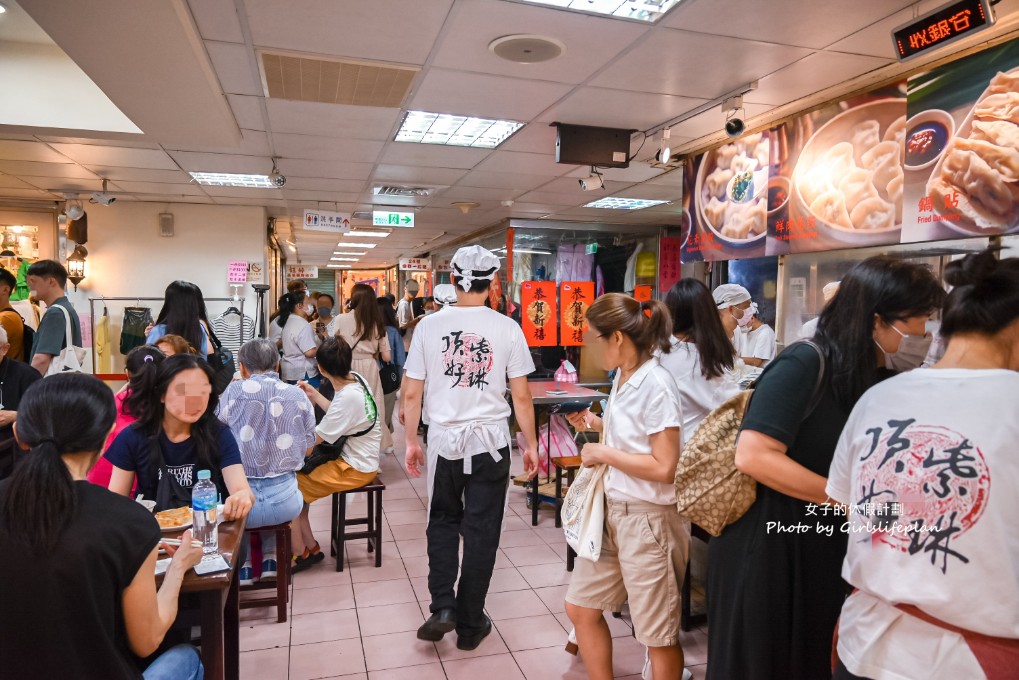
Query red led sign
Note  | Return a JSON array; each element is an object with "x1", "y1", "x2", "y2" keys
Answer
[{"x1": 893, "y1": 0, "x2": 995, "y2": 61}]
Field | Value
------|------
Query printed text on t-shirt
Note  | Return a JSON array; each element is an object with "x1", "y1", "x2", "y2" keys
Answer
[{"x1": 441, "y1": 330, "x2": 494, "y2": 390}]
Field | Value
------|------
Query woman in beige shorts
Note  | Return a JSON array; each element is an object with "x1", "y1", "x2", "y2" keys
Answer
[{"x1": 564, "y1": 293, "x2": 690, "y2": 680}]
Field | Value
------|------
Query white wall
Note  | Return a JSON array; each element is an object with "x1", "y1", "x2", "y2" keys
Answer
[{"x1": 66, "y1": 202, "x2": 267, "y2": 372}]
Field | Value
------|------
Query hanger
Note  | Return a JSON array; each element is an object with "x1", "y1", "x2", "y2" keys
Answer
[{"x1": 224, "y1": 305, "x2": 241, "y2": 316}]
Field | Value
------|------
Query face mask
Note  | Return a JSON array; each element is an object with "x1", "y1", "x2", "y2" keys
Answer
[
  {"x1": 317, "y1": 306, "x2": 332, "y2": 318},
  {"x1": 732, "y1": 305, "x2": 754, "y2": 327},
  {"x1": 875, "y1": 324, "x2": 933, "y2": 372}
]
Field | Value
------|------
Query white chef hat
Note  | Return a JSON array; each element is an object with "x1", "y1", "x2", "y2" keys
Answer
[
  {"x1": 433, "y1": 283, "x2": 458, "y2": 307},
  {"x1": 822, "y1": 281, "x2": 841, "y2": 304},
  {"x1": 450, "y1": 245, "x2": 500, "y2": 292},
  {"x1": 712, "y1": 283, "x2": 751, "y2": 309}
]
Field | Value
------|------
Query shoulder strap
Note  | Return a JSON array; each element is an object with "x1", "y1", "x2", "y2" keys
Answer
[
  {"x1": 348, "y1": 372, "x2": 378, "y2": 437},
  {"x1": 52, "y1": 303, "x2": 74, "y2": 349},
  {"x1": 797, "y1": 339, "x2": 827, "y2": 418}
]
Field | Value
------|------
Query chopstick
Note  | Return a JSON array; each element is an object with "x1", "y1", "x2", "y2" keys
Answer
[{"x1": 161, "y1": 538, "x2": 203, "y2": 548}]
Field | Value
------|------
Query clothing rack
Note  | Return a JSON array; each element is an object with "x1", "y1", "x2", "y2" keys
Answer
[{"x1": 88, "y1": 296, "x2": 247, "y2": 377}]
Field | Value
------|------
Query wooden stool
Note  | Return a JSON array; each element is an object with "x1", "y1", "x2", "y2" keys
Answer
[
  {"x1": 553, "y1": 455, "x2": 583, "y2": 572},
  {"x1": 239, "y1": 522, "x2": 292, "y2": 624},
  {"x1": 330, "y1": 476, "x2": 385, "y2": 572}
]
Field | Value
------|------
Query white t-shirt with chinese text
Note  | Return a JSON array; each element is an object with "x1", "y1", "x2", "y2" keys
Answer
[
  {"x1": 602, "y1": 357, "x2": 683, "y2": 506},
  {"x1": 827, "y1": 368, "x2": 1019, "y2": 679},
  {"x1": 404, "y1": 305, "x2": 534, "y2": 463}
]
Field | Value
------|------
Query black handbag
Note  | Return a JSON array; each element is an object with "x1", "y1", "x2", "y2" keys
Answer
[
  {"x1": 300, "y1": 374, "x2": 378, "y2": 475},
  {"x1": 206, "y1": 327, "x2": 236, "y2": 395},
  {"x1": 379, "y1": 361, "x2": 402, "y2": 395}
]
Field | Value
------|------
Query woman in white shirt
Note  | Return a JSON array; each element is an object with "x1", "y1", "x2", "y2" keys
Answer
[
  {"x1": 562, "y1": 293, "x2": 689, "y2": 680},
  {"x1": 270, "y1": 291, "x2": 320, "y2": 387},
  {"x1": 660, "y1": 278, "x2": 741, "y2": 442},
  {"x1": 827, "y1": 250, "x2": 1019, "y2": 680}
]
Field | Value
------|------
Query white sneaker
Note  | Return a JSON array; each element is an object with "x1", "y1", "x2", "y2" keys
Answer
[
  {"x1": 641, "y1": 649, "x2": 693, "y2": 680},
  {"x1": 683, "y1": 669, "x2": 693, "y2": 680}
]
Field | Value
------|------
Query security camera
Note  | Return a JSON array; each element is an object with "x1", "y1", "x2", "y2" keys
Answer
[
  {"x1": 725, "y1": 117, "x2": 745, "y2": 139},
  {"x1": 579, "y1": 168, "x2": 604, "y2": 191},
  {"x1": 90, "y1": 192, "x2": 116, "y2": 206},
  {"x1": 270, "y1": 169, "x2": 286, "y2": 187}
]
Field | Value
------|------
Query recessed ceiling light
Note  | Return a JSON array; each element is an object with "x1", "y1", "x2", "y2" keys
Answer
[
  {"x1": 395, "y1": 110, "x2": 524, "y2": 148},
  {"x1": 0, "y1": 4, "x2": 7, "y2": 15},
  {"x1": 517, "y1": 0, "x2": 684, "y2": 22},
  {"x1": 330, "y1": 257, "x2": 360, "y2": 262},
  {"x1": 332, "y1": 251, "x2": 366, "y2": 256},
  {"x1": 336, "y1": 242, "x2": 377, "y2": 249},
  {"x1": 189, "y1": 172, "x2": 278, "y2": 188},
  {"x1": 345, "y1": 229, "x2": 389, "y2": 238},
  {"x1": 584, "y1": 197, "x2": 669, "y2": 210}
]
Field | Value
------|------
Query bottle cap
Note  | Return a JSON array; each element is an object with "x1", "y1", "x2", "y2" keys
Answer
[{"x1": 197, "y1": 469, "x2": 211, "y2": 480}]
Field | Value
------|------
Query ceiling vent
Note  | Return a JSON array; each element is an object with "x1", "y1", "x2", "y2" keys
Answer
[
  {"x1": 261, "y1": 52, "x2": 418, "y2": 108},
  {"x1": 373, "y1": 185, "x2": 434, "y2": 197}
]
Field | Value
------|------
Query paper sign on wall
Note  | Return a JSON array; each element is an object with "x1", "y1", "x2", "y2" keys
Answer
[
  {"x1": 560, "y1": 281, "x2": 594, "y2": 347},
  {"x1": 521, "y1": 281, "x2": 557, "y2": 347},
  {"x1": 633, "y1": 285, "x2": 652, "y2": 302},
  {"x1": 227, "y1": 260, "x2": 248, "y2": 284},
  {"x1": 399, "y1": 258, "x2": 429, "y2": 271},
  {"x1": 287, "y1": 265, "x2": 318, "y2": 280},
  {"x1": 303, "y1": 209, "x2": 350, "y2": 233}
]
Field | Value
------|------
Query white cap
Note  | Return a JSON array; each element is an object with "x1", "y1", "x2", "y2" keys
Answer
[
  {"x1": 450, "y1": 245, "x2": 500, "y2": 292},
  {"x1": 433, "y1": 284, "x2": 458, "y2": 306},
  {"x1": 712, "y1": 283, "x2": 751, "y2": 309},
  {"x1": 822, "y1": 281, "x2": 840, "y2": 303}
]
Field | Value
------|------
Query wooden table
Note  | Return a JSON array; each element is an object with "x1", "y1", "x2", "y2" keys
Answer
[
  {"x1": 527, "y1": 381, "x2": 607, "y2": 526},
  {"x1": 159, "y1": 518, "x2": 246, "y2": 680}
]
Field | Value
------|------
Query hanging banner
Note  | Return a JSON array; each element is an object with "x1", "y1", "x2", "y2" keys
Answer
[
  {"x1": 521, "y1": 281, "x2": 557, "y2": 347},
  {"x1": 633, "y1": 285, "x2": 652, "y2": 302},
  {"x1": 659, "y1": 236, "x2": 683, "y2": 295},
  {"x1": 303, "y1": 209, "x2": 350, "y2": 233},
  {"x1": 560, "y1": 281, "x2": 594, "y2": 347}
]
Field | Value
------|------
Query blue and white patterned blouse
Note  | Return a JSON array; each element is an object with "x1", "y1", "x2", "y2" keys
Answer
[{"x1": 216, "y1": 372, "x2": 317, "y2": 479}]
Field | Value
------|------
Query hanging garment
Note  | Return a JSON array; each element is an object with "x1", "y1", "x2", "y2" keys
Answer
[
  {"x1": 95, "y1": 309, "x2": 112, "y2": 373},
  {"x1": 212, "y1": 312, "x2": 255, "y2": 357},
  {"x1": 11, "y1": 260, "x2": 31, "y2": 302},
  {"x1": 120, "y1": 307, "x2": 152, "y2": 355},
  {"x1": 595, "y1": 245, "x2": 630, "y2": 293},
  {"x1": 624, "y1": 243, "x2": 644, "y2": 292}
]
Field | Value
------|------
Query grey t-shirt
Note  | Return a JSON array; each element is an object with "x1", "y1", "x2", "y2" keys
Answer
[{"x1": 31, "y1": 297, "x2": 82, "y2": 359}]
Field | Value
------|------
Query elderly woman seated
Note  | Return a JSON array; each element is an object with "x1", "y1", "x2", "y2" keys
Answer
[{"x1": 217, "y1": 338, "x2": 316, "y2": 584}]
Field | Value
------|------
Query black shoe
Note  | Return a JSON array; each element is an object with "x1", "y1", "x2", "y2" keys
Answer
[
  {"x1": 417, "y1": 608, "x2": 456, "y2": 641},
  {"x1": 456, "y1": 616, "x2": 493, "y2": 651}
]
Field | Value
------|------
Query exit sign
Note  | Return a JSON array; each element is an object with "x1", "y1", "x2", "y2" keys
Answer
[
  {"x1": 373, "y1": 210, "x2": 414, "y2": 228},
  {"x1": 892, "y1": 0, "x2": 994, "y2": 62}
]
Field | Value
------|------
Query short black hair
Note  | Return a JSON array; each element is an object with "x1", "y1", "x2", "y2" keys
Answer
[
  {"x1": 0, "y1": 268, "x2": 16, "y2": 292},
  {"x1": 27, "y1": 260, "x2": 68, "y2": 288},
  {"x1": 316, "y1": 336, "x2": 352, "y2": 378},
  {"x1": 318, "y1": 293, "x2": 335, "y2": 306}
]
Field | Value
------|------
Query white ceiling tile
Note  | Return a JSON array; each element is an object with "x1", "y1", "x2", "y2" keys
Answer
[
  {"x1": 431, "y1": 0, "x2": 647, "y2": 84},
  {"x1": 473, "y1": 150, "x2": 575, "y2": 177},
  {"x1": 662, "y1": 0, "x2": 917, "y2": 50},
  {"x1": 0, "y1": 188, "x2": 56, "y2": 199},
  {"x1": 165, "y1": 130, "x2": 272, "y2": 156},
  {"x1": 747, "y1": 51, "x2": 893, "y2": 105},
  {"x1": 111, "y1": 181, "x2": 208, "y2": 196},
  {"x1": 612, "y1": 184, "x2": 681, "y2": 201},
  {"x1": 200, "y1": 186, "x2": 285, "y2": 199},
  {"x1": 19, "y1": 177, "x2": 115, "y2": 193},
  {"x1": 187, "y1": 0, "x2": 245, "y2": 43},
  {"x1": 34, "y1": 135, "x2": 162, "y2": 149},
  {"x1": 645, "y1": 167, "x2": 685, "y2": 187},
  {"x1": 826, "y1": 0, "x2": 957, "y2": 58},
  {"x1": 457, "y1": 170, "x2": 555, "y2": 191},
  {"x1": 227, "y1": 95, "x2": 266, "y2": 131},
  {"x1": 273, "y1": 134, "x2": 384, "y2": 163},
  {"x1": 283, "y1": 177, "x2": 367, "y2": 193},
  {"x1": 373, "y1": 165, "x2": 467, "y2": 185},
  {"x1": 669, "y1": 101, "x2": 773, "y2": 140},
  {"x1": 283, "y1": 190, "x2": 361, "y2": 203},
  {"x1": 409, "y1": 69, "x2": 572, "y2": 121},
  {"x1": 0, "y1": 160, "x2": 97, "y2": 179},
  {"x1": 246, "y1": 0, "x2": 453, "y2": 65},
  {"x1": 498, "y1": 124, "x2": 558, "y2": 155},
  {"x1": 438, "y1": 186, "x2": 527, "y2": 202},
  {"x1": 379, "y1": 143, "x2": 491, "y2": 170},
  {"x1": 0, "y1": 175, "x2": 36, "y2": 190},
  {"x1": 211, "y1": 196, "x2": 286, "y2": 207},
  {"x1": 285, "y1": 159, "x2": 375, "y2": 180},
  {"x1": 506, "y1": 202, "x2": 566, "y2": 215},
  {"x1": 591, "y1": 29, "x2": 812, "y2": 99},
  {"x1": 540, "y1": 87, "x2": 709, "y2": 130},
  {"x1": 47, "y1": 144, "x2": 178, "y2": 169},
  {"x1": 205, "y1": 41, "x2": 262, "y2": 96},
  {"x1": 167, "y1": 151, "x2": 271, "y2": 173},
  {"x1": 365, "y1": 193, "x2": 433, "y2": 207},
  {"x1": 513, "y1": 190, "x2": 589, "y2": 206},
  {"x1": 598, "y1": 162, "x2": 667, "y2": 184},
  {"x1": 81, "y1": 167, "x2": 194, "y2": 183},
  {"x1": 265, "y1": 100, "x2": 402, "y2": 141},
  {"x1": 0, "y1": 140, "x2": 74, "y2": 163},
  {"x1": 533, "y1": 176, "x2": 630, "y2": 195}
]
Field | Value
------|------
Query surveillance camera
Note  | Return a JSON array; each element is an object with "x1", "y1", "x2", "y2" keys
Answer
[
  {"x1": 270, "y1": 170, "x2": 286, "y2": 187},
  {"x1": 579, "y1": 174, "x2": 604, "y2": 191},
  {"x1": 725, "y1": 117, "x2": 745, "y2": 139},
  {"x1": 90, "y1": 192, "x2": 116, "y2": 206}
]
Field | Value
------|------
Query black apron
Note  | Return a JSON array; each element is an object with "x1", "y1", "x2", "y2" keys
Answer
[{"x1": 147, "y1": 433, "x2": 225, "y2": 512}]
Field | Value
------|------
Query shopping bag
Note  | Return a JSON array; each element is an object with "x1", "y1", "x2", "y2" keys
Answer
[
  {"x1": 561, "y1": 462, "x2": 606, "y2": 562},
  {"x1": 554, "y1": 359, "x2": 578, "y2": 383},
  {"x1": 45, "y1": 305, "x2": 86, "y2": 376}
]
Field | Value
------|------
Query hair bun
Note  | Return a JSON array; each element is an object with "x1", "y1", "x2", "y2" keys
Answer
[{"x1": 944, "y1": 249, "x2": 999, "y2": 288}]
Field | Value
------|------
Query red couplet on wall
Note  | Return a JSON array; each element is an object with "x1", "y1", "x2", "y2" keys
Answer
[
  {"x1": 560, "y1": 281, "x2": 594, "y2": 347},
  {"x1": 521, "y1": 281, "x2": 557, "y2": 347}
]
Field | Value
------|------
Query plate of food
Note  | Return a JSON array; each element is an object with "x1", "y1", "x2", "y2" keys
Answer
[
  {"x1": 155, "y1": 506, "x2": 193, "y2": 533},
  {"x1": 791, "y1": 98, "x2": 906, "y2": 245},
  {"x1": 924, "y1": 68, "x2": 1019, "y2": 236},
  {"x1": 694, "y1": 132, "x2": 769, "y2": 248}
]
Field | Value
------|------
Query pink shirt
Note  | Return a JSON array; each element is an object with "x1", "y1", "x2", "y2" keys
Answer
[{"x1": 87, "y1": 391, "x2": 137, "y2": 490}]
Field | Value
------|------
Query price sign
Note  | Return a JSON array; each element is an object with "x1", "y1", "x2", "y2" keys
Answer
[
  {"x1": 286, "y1": 265, "x2": 319, "y2": 279},
  {"x1": 227, "y1": 260, "x2": 248, "y2": 284},
  {"x1": 892, "y1": 0, "x2": 994, "y2": 62},
  {"x1": 399, "y1": 258, "x2": 429, "y2": 271}
]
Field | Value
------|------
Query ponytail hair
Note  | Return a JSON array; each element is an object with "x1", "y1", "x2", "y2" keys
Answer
[
  {"x1": 941, "y1": 249, "x2": 1019, "y2": 340},
  {"x1": 1, "y1": 374, "x2": 117, "y2": 555},
  {"x1": 122, "y1": 345, "x2": 167, "y2": 418},
  {"x1": 586, "y1": 293, "x2": 673, "y2": 356},
  {"x1": 276, "y1": 291, "x2": 305, "y2": 329}
]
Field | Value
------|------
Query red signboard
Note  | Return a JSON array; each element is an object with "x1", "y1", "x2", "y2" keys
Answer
[
  {"x1": 560, "y1": 281, "x2": 594, "y2": 347},
  {"x1": 521, "y1": 281, "x2": 557, "y2": 347},
  {"x1": 659, "y1": 237, "x2": 682, "y2": 294}
]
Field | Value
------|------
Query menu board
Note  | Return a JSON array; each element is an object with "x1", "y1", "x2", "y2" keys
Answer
[
  {"x1": 521, "y1": 281, "x2": 557, "y2": 347},
  {"x1": 560, "y1": 282, "x2": 594, "y2": 347},
  {"x1": 902, "y1": 37, "x2": 1019, "y2": 243}
]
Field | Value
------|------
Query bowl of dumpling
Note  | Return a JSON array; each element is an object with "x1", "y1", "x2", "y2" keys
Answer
[
  {"x1": 792, "y1": 99, "x2": 907, "y2": 244},
  {"x1": 695, "y1": 132, "x2": 769, "y2": 248}
]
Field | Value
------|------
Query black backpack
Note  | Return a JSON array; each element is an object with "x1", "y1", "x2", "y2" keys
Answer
[{"x1": 2, "y1": 308, "x2": 34, "y2": 362}]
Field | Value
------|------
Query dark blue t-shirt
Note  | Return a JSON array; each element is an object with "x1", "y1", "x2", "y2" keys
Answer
[{"x1": 103, "y1": 422, "x2": 242, "y2": 500}]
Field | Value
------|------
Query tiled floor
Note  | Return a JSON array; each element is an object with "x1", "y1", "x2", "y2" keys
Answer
[{"x1": 238, "y1": 422, "x2": 709, "y2": 679}]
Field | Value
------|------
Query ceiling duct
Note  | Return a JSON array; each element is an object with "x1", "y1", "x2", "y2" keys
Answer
[
  {"x1": 372, "y1": 185, "x2": 435, "y2": 197},
  {"x1": 261, "y1": 52, "x2": 418, "y2": 108}
]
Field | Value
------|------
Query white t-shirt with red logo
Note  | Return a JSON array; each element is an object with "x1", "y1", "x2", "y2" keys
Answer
[{"x1": 827, "y1": 368, "x2": 1019, "y2": 679}]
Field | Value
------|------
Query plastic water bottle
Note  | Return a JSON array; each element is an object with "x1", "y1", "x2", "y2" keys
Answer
[{"x1": 192, "y1": 470, "x2": 219, "y2": 554}]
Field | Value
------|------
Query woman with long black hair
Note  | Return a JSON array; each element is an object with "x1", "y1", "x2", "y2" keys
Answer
[
  {"x1": 147, "y1": 280, "x2": 213, "y2": 359},
  {"x1": 0, "y1": 374, "x2": 205, "y2": 679},
  {"x1": 706, "y1": 256, "x2": 946, "y2": 680},
  {"x1": 106, "y1": 353, "x2": 255, "y2": 518},
  {"x1": 378, "y1": 296, "x2": 406, "y2": 438},
  {"x1": 270, "y1": 290, "x2": 320, "y2": 387}
]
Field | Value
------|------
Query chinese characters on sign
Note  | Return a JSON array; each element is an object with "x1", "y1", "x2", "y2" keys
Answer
[
  {"x1": 684, "y1": 231, "x2": 722, "y2": 254},
  {"x1": 372, "y1": 210, "x2": 414, "y2": 228},
  {"x1": 560, "y1": 282, "x2": 593, "y2": 347},
  {"x1": 773, "y1": 216, "x2": 820, "y2": 242},
  {"x1": 441, "y1": 330, "x2": 494, "y2": 390},
  {"x1": 892, "y1": 0, "x2": 993, "y2": 61},
  {"x1": 916, "y1": 192, "x2": 962, "y2": 225},
  {"x1": 398, "y1": 258, "x2": 430, "y2": 271},
  {"x1": 286, "y1": 265, "x2": 318, "y2": 280},
  {"x1": 303, "y1": 209, "x2": 351, "y2": 233},
  {"x1": 521, "y1": 281, "x2": 557, "y2": 347},
  {"x1": 227, "y1": 260, "x2": 248, "y2": 284},
  {"x1": 659, "y1": 236, "x2": 682, "y2": 294}
]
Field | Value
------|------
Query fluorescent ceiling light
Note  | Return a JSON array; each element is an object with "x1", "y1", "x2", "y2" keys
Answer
[
  {"x1": 336, "y1": 242, "x2": 377, "y2": 249},
  {"x1": 328, "y1": 264, "x2": 352, "y2": 268},
  {"x1": 516, "y1": 0, "x2": 683, "y2": 22},
  {"x1": 331, "y1": 257, "x2": 360, "y2": 262},
  {"x1": 395, "y1": 110, "x2": 524, "y2": 148},
  {"x1": 0, "y1": 4, "x2": 7, "y2": 14},
  {"x1": 345, "y1": 229, "x2": 389, "y2": 238},
  {"x1": 332, "y1": 251, "x2": 366, "y2": 256},
  {"x1": 584, "y1": 197, "x2": 669, "y2": 210},
  {"x1": 189, "y1": 172, "x2": 277, "y2": 188}
]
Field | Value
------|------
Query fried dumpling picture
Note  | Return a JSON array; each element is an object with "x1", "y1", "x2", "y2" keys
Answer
[
  {"x1": 809, "y1": 189, "x2": 853, "y2": 230},
  {"x1": 988, "y1": 70, "x2": 1019, "y2": 95},
  {"x1": 974, "y1": 91, "x2": 1019, "y2": 124},
  {"x1": 942, "y1": 148, "x2": 1015, "y2": 216},
  {"x1": 952, "y1": 137, "x2": 1019, "y2": 182},
  {"x1": 883, "y1": 115, "x2": 908, "y2": 146},
  {"x1": 971, "y1": 119, "x2": 1019, "y2": 149},
  {"x1": 837, "y1": 168, "x2": 878, "y2": 212},
  {"x1": 850, "y1": 196, "x2": 895, "y2": 231}
]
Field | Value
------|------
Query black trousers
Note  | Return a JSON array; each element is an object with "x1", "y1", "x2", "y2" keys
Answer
[{"x1": 427, "y1": 447, "x2": 511, "y2": 635}]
